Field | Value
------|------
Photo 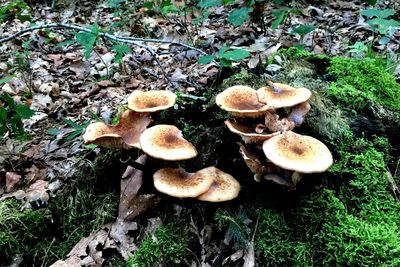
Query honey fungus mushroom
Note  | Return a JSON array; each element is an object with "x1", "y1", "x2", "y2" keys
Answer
[
  {"x1": 197, "y1": 167, "x2": 240, "y2": 202},
  {"x1": 153, "y1": 167, "x2": 240, "y2": 201},
  {"x1": 257, "y1": 82, "x2": 312, "y2": 109},
  {"x1": 215, "y1": 85, "x2": 270, "y2": 117},
  {"x1": 225, "y1": 120, "x2": 280, "y2": 144},
  {"x1": 139, "y1": 124, "x2": 197, "y2": 160},
  {"x1": 153, "y1": 168, "x2": 215, "y2": 198},
  {"x1": 83, "y1": 110, "x2": 152, "y2": 149},
  {"x1": 127, "y1": 90, "x2": 177, "y2": 113},
  {"x1": 262, "y1": 131, "x2": 333, "y2": 173}
]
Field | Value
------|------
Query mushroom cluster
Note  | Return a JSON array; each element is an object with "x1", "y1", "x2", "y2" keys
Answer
[
  {"x1": 83, "y1": 90, "x2": 240, "y2": 202},
  {"x1": 216, "y1": 82, "x2": 333, "y2": 188}
]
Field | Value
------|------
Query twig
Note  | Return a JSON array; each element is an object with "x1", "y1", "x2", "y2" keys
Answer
[{"x1": 0, "y1": 22, "x2": 207, "y2": 87}]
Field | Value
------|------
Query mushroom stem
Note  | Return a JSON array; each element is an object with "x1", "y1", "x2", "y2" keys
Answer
[{"x1": 288, "y1": 101, "x2": 311, "y2": 126}]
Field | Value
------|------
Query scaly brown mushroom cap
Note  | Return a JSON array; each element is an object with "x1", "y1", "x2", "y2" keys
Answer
[
  {"x1": 197, "y1": 167, "x2": 240, "y2": 202},
  {"x1": 139, "y1": 124, "x2": 197, "y2": 160},
  {"x1": 127, "y1": 90, "x2": 176, "y2": 112},
  {"x1": 257, "y1": 82, "x2": 312, "y2": 108},
  {"x1": 224, "y1": 120, "x2": 280, "y2": 143},
  {"x1": 153, "y1": 168, "x2": 215, "y2": 198},
  {"x1": 216, "y1": 85, "x2": 269, "y2": 117},
  {"x1": 83, "y1": 110, "x2": 152, "y2": 149},
  {"x1": 262, "y1": 131, "x2": 333, "y2": 173}
]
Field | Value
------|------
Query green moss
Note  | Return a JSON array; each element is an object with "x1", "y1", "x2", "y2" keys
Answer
[
  {"x1": 256, "y1": 209, "x2": 312, "y2": 267},
  {"x1": 220, "y1": 70, "x2": 263, "y2": 89},
  {"x1": 49, "y1": 188, "x2": 118, "y2": 259},
  {"x1": 126, "y1": 223, "x2": 188, "y2": 267},
  {"x1": 326, "y1": 57, "x2": 400, "y2": 112},
  {"x1": 0, "y1": 199, "x2": 49, "y2": 263}
]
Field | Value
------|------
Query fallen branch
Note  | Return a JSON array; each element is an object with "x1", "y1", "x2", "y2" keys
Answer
[{"x1": 0, "y1": 22, "x2": 207, "y2": 87}]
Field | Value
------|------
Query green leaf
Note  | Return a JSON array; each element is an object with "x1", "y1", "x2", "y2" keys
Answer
[
  {"x1": 63, "y1": 130, "x2": 82, "y2": 142},
  {"x1": 365, "y1": 0, "x2": 377, "y2": 5},
  {"x1": 76, "y1": 24, "x2": 99, "y2": 60},
  {"x1": 112, "y1": 45, "x2": 132, "y2": 63},
  {"x1": 197, "y1": 0, "x2": 222, "y2": 8},
  {"x1": 361, "y1": 9, "x2": 395, "y2": 19},
  {"x1": 291, "y1": 24, "x2": 316, "y2": 36},
  {"x1": 14, "y1": 104, "x2": 34, "y2": 119},
  {"x1": 367, "y1": 18, "x2": 400, "y2": 34},
  {"x1": 63, "y1": 118, "x2": 82, "y2": 129},
  {"x1": 47, "y1": 128, "x2": 59, "y2": 136},
  {"x1": 271, "y1": 9, "x2": 289, "y2": 29},
  {"x1": 55, "y1": 39, "x2": 76, "y2": 48},
  {"x1": 0, "y1": 93, "x2": 15, "y2": 108},
  {"x1": 197, "y1": 55, "x2": 216, "y2": 64},
  {"x1": 0, "y1": 76, "x2": 13, "y2": 84},
  {"x1": 85, "y1": 144, "x2": 98, "y2": 149},
  {"x1": 220, "y1": 49, "x2": 251, "y2": 61},
  {"x1": 219, "y1": 46, "x2": 230, "y2": 55},
  {"x1": 220, "y1": 58, "x2": 232, "y2": 68},
  {"x1": 228, "y1": 7, "x2": 252, "y2": 27}
]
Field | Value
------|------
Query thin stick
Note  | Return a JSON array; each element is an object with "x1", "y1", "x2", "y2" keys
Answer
[{"x1": 0, "y1": 23, "x2": 206, "y2": 87}]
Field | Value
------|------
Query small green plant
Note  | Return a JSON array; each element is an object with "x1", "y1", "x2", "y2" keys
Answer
[
  {"x1": 215, "y1": 208, "x2": 251, "y2": 247},
  {"x1": 198, "y1": 46, "x2": 251, "y2": 67},
  {"x1": 347, "y1": 41, "x2": 371, "y2": 57},
  {"x1": 126, "y1": 223, "x2": 188, "y2": 267},
  {"x1": 48, "y1": 118, "x2": 91, "y2": 143},
  {"x1": 0, "y1": 0, "x2": 31, "y2": 23},
  {"x1": 361, "y1": 8, "x2": 400, "y2": 44},
  {"x1": 0, "y1": 92, "x2": 34, "y2": 138}
]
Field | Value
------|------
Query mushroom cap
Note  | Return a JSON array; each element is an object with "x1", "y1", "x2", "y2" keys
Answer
[
  {"x1": 197, "y1": 167, "x2": 240, "y2": 202},
  {"x1": 216, "y1": 85, "x2": 269, "y2": 117},
  {"x1": 262, "y1": 131, "x2": 333, "y2": 173},
  {"x1": 127, "y1": 90, "x2": 176, "y2": 112},
  {"x1": 257, "y1": 82, "x2": 312, "y2": 108},
  {"x1": 83, "y1": 110, "x2": 152, "y2": 149},
  {"x1": 139, "y1": 124, "x2": 197, "y2": 160},
  {"x1": 153, "y1": 168, "x2": 215, "y2": 198},
  {"x1": 224, "y1": 120, "x2": 280, "y2": 143}
]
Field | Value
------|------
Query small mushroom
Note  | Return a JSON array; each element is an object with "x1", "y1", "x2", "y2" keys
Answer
[
  {"x1": 225, "y1": 120, "x2": 280, "y2": 144},
  {"x1": 257, "y1": 82, "x2": 311, "y2": 108},
  {"x1": 83, "y1": 110, "x2": 152, "y2": 149},
  {"x1": 139, "y1": 124, "x2": 197, "y2": 160},
  {"x1": 288, "y1": 101, "x2": 311, "y2": 126},
  {"x1": 262, "y1": 131, "x2": 333, "y2": 173},
  {"x1": 127, "y1": 90, "x2": 177, "y2": 113},
  {"x1": 216, "y1": 85, "x2": 270, "y2": 117},
  {"x1": 153, "y1": 167, "x2": 215, "y2": 198},
  {"x1": 197, "y1": 167, "x2": 240, "y2": 202},
  {"x1": 238, "y1": 143, "x2": 268, "y2": 175}
]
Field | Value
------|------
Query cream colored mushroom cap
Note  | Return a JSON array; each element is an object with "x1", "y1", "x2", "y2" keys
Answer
[
  {"x1": 262, "y1": 131, "x2": 333, "y2": 173},
  {"x1": 197, "y1": 167, "x2": 240, "y2": 202},
  {"x1": 83, "y1": 110, "x2": 152, "y2": 149},
  {"x1": 257, "y1": 82, "x2": 312, "y2": 108},
  {"x1": 153, "y1": 168, "x2": 214, "y2": 198},
  {"x1": 128, "y1": 90, "x2": 177, "y2": 112},
  {"x1": 224, "y1": 120, "x2": 280, "y2": 143},
  {"x1": 215, "y1": 85, "x2": 269, "y2": 117},
  {"x1": 139, "y1": 124, "x2": 197, "y2": 160}
]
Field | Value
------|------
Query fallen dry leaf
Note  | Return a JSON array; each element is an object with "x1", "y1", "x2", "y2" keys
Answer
[{"x1": 5, "y1": 172, "x2": 22, "y2": 192}]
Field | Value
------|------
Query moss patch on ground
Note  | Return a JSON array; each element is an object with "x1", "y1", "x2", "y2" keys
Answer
[
  {"x1": 254, "y1": 132, "x2": 400, "y2": 266},
  {"x1": 126, "y1": 223, "x2": 188, "y2": 267},
  {"x1": 0, "y1": 152, "x2": 120, "y2": 265}
]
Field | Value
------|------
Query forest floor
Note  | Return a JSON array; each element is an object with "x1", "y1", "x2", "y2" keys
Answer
[{"x1": 0, "y1": 0, "x2": 400, "y2": 266}]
